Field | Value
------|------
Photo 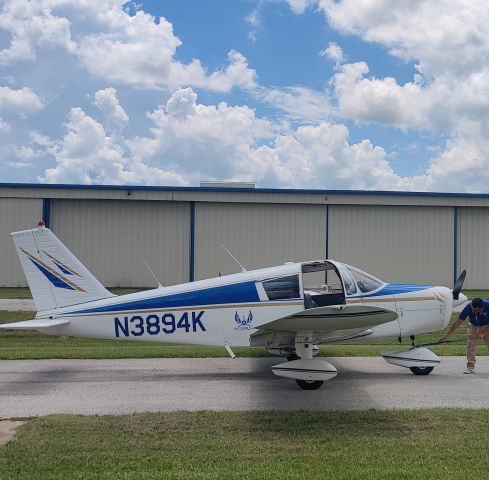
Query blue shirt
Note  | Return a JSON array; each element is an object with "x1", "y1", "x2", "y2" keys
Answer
[{"x1": 459, "y1": 300, "x2": 489, "y2": 326}]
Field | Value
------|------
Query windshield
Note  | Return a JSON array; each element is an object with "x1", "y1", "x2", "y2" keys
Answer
[
  {"x1": 336, "y1": 264, "x2": 357, "y2": 295},
  {"x1": 345, "y1": 264, "x2": 383, "y2": 293}
]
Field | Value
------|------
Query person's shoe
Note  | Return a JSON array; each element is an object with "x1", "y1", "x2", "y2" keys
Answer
[{"x1": 464, "y1": 367, "x2": 475, "y2": 374}]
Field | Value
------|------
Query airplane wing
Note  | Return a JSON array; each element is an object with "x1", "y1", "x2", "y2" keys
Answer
[
  {"x1": 250, "y1": 304, "x2": 398, "y2": 346},
  {"x1": 0, "y1": 319, "x2": 70, "y2": 331},
  {"x1": 257, "y1": 304, "x2": 397, "y2": 332}
]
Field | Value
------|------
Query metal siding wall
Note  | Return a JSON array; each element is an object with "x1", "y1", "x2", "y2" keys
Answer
[
  {"x1": 328, "y1": 205, "x2": 453, "y2": 285},
  {"x1": 458, "y1": 207, "x2": 489, "y2": 289},
  {"x1": 0, "y1": 198, "x2": 43, "y2": 286},
  {"x1": 50, "y1": 199, "x2": 190, "y2": 287},
  {"x1": 194, "y1": 203, "x2": 326, "y2": 281}
]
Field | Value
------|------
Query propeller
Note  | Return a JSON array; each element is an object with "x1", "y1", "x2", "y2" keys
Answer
[{"x1": 452, "y1": 269, "x2": 466, "y2": 300}]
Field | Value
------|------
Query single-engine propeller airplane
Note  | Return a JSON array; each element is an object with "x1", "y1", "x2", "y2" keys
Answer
[{"x1": 0, "y1": 223, "x2": 468, "y2": 390}]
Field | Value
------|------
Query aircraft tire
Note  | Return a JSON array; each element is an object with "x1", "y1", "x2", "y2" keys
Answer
[
  {"x1": 295, "y1": 379, "x2": 324, "y2": 390},
  {"x1": 409, "y1": 366, "x2": 434, "y2": 375},
  {"x1": 286, "y1": 354, "x2": 300, "y2": 361}
]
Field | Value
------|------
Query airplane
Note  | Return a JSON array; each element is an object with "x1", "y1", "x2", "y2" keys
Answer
[{"x1": 0, "y1": 222, "x2": 468, "y2": 390}]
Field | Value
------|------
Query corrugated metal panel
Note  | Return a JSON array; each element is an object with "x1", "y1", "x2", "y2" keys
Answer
[
  {"x1": 458, "y1": 207, "x2": 489, "y2": 289},
  {"x1": 0, "y1": 198, "x2": 42, "y2": 287},
  {"x1": 50, "y1": 199, "x2": 190, "y2": 288},
  {"x1": 194, "y1": 203, "x2": 326, "y2": 282},
  {"x1": 329, "y1": 205, "x2": 453, "y2": 286}
]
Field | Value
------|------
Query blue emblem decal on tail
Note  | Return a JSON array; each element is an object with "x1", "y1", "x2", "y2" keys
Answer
[
  {"x1": 28, "y1": 257, "x2": 75, "y2": 290},
  {"x1": 20, "y1": 248, "x2": 85, "y2": 292}
]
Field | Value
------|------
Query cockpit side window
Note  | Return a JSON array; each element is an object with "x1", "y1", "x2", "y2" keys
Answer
[
  {"x1": 337, "y1": 265, "x2": 357, "y2": 295},
  {"x1": 347, "y1": 266, "x2": 382, "y2": 293},
  {"x1": 262, "y1": 275, "x2": 300, "y2": 300}
]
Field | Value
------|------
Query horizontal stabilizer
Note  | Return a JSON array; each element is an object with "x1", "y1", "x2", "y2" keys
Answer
[
  {"x1": 0, "y1": 319, "x2": 70, "y2": 331},
  {"x1": 255, "y1": 304, "x2": 397, "y2": 333}
]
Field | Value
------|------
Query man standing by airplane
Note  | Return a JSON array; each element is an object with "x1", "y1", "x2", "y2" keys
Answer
[{"x1": 440, "y1": 297, "x2": 489, "y2": 374}]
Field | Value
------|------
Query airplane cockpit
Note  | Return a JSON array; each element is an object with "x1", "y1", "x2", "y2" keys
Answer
[{"x1": 301, "y1": 260, "x2": 385, "y2": 308}]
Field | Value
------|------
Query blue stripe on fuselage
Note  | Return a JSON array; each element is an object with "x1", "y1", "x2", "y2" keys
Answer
[
  {"x1": 360, "y1": 284, "x2": 432, "y2": 298},
  {"x1": 68, "y1": 280, "x2": 263, "y2": 314}
]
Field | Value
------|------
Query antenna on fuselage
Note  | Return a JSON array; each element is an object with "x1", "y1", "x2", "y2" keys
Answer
[
  {"x1": 220, "y1": 244, "x2": 247, "y2": 272},
  {"x1": 142, "y1": 259, "x2": 164, "y2": 288}
]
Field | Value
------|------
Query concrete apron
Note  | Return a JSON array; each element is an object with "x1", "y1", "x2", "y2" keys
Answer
[
  {"x1": 0, "y1": 421, "x2": 25, "y2": 448},
  {"x1": 0, "y1": 299, "x2": 35, "y2": 311}
]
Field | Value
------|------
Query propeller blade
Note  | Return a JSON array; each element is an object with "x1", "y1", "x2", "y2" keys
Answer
[{"x1": 453, "y1": 269, "x2": 467, "y2": 300}]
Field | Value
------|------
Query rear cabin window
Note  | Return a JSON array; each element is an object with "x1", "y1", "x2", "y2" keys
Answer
[{"x1": 262, "y1": 275, "x2": 300, "y2": 300}]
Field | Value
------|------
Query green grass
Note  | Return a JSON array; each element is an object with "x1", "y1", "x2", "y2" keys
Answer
[
  {"x1": 0, "y1": 310, "x2": 485, "y2": 359},
  {"x1": 1, "y1": 410, "x2": 489, "y2": 479}
]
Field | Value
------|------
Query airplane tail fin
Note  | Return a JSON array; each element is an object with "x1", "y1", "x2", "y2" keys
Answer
[{"x1": 11, "y1": 224, "x2": 114, "y2": 312}]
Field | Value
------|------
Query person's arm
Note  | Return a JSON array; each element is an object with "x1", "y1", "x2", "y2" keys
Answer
[{"x1": 440, "y1": 318, "x2": 465, "y2": 342}]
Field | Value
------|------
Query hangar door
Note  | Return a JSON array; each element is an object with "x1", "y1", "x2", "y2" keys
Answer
[
  {"x1": 458, "y1": 207, "x2": 489, "y2": 289},
  {"x1": 0, "y1": 198, "x2": 43, "y2": 287},
  {"x1": 194, "y1": 202, "x2": 327, "y2": 281},
  {"x1": 50, "y1": 199, "x2": 190, "y2": 287},
  {"x1": 328, "y1": 204, "x2": 453, "y2": 286}
]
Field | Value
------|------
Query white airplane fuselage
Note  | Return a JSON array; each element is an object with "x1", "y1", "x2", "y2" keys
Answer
[{"x1": 36, "y1": 262, "x2": 455, "y2": 348}]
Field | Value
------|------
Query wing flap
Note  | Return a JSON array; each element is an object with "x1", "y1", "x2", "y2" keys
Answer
[
  {"x1": 255, "y1": 304, "x2": 398, "y2": 333},
  {"x1": 0, "y1": 319, "x2": 70, "y2": 331}
]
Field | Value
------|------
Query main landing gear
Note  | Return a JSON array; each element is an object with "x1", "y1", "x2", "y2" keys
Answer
[{"x1": 271, "y1": 333, "x2": 337, "y2": 390}]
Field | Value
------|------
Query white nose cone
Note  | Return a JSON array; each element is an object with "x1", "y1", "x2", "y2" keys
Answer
[{"x1": 453, "y1": 293, "x2": 468, "y2": 312}]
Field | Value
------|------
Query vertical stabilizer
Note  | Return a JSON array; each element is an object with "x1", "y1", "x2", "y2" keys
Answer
[{"x1": 11, "y1": 225, "x2": 114, "y2": 312}]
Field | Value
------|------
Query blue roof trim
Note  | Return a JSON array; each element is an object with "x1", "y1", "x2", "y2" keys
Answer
[
  {"x1": 2, "y1": 183, "x2": 489, "y2": 199},
  {"x1": 362, "y1": 283, "x2": 432, "y2": 298},
  {"x1": 68, "y1": 281, "x2": 261, "y2": 314}
]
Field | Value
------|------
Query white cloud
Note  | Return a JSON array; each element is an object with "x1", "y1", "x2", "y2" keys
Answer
[
  {"x1": 5, "y1": 0, "x2": 489, "y2": 194},
  {"x1": 93, "y1": 87, "x2": 129, "y2": 132},
  {"x1": 246, "y1": 122, "x2": 411, "y2": 189},
  {"x1": 331, "y1": 62, "x2": 430, "y2": 130},
  {"x1": 315, "y1": 0, "x2": 489, "y2": 190},
  {"x1": 0, "y1": 0, "x2": 75, "y2": 64},
  {"x1": 38, "y1": 106, "x2": 186, "y2": 185},
  {"x1": 0, "y1": 86, "x2": 43, "y2": 117},
  {"x1": 7, "y1": 161, "x2": 33, "y2": 168},
  {"x1": 319, "y1": 0, "x2": 489, "y2": 78},
  {"x1": 319, "y1": 42, "x2": 344, "y2": 63},
  {"x1": 245, "y1": 8, "x2": 261, "y2": 43},
  {"x1": 127, "y1": 88, "x2": 275, "y2": 181},
  {"x1": 45, "y1": 88, "x2": 421, "y2": 191},
  {"x1": 0, "y1": 118, "x2": 10, "y2": 131},
  {"x1": 256, "y1": 86, "x2": 332, "y2": 123},
  {"x1": 0, "y1": 0, "x2": 257, "y2": 93},
  {"x1": 36, "y1": 87, "x2": 486, "y2": 192},
  {"x1": 74, "y1": 4, "x2": 257, "y2": 91},
  {"x1": 285, "y1": 0, "x2": 316, "y2": 15}
]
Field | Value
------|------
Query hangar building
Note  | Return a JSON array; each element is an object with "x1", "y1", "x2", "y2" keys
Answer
[{"x1": 1, "y1": 183, "x2": 488, "y2": 289}]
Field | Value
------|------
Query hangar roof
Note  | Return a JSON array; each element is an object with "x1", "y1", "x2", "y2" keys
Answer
[{"x1": 1, "y1": 182, "x2": 489, "y2": 207}]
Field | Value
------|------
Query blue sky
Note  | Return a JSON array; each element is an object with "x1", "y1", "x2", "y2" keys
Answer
[{"x1": 0, "y1": 0, "x2": 488, "y2": 191}]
